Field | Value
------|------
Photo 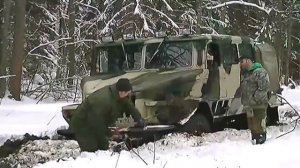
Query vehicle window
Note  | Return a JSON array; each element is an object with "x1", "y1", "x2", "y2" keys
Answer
[
  {"x1": 122, "y1": 44, "x2": 143, "y2": 71},
  {"x1": 219, "y1": 43, "x2": 238, "y2": 74},
  {"x1": 97, "y1": 43, "x2": 143, "y2": 73},
  {"x1": 197, "y1": 50, "x2": 203, "y2": 66},
  {"x1": 98, "y1": 50, "x2": 108, "y2": 73},
  {"x1": 206, "y1": 43, "x2": 221, "y2": 69},
  {"x1": 239, "y1": 42, "x2": 255, "y2": 61},
  {"x1": 194, "y1": 41, "x2": 206, "y2": 66},
  {"x1": 145, "y1": 41, "x2": 192, "y2": 69},
  {"x1": 222, "y1": 43, "x2": 238, "y2": 65},
  {"x1": 98, "y1": 47, "x2": 123, "y2": 73}
]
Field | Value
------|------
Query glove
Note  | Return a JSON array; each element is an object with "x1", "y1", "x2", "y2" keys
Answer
[
  {"x1": 135, "y1": 118, "x2": 146, "y2": 128},
  {"x1": 112, "y1": 144, "x2": 122, "y2": 153}
]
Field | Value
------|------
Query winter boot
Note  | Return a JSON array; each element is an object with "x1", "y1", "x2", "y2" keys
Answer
[
  {"x1": 256, "y1": 133, "x2": 266, "y2": 144},
  {"x1": 251, "y1": 132, "x2": 266, "y2": 145}
]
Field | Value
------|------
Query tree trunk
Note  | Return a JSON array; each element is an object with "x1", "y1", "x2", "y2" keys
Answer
[
  {"x1": 285, "y1": 1, "x2": 293, "y2": 84},
  {"x1": 273, "y1": 0, "x2": 284, "y2": 83},
  {"x1": 219, "y1": 0, "x2": 226, "y2": 34},
  {"x1": 56, "y1": 5, "x2": 68, "y2": 80},
  {"x1": 196, "y1": 0, "x2": 202, "y2": 33},
  {"x1": 9, "y1": 0, "x2": 27, "y2": 101},
  {"x1": 67, "y1": 0, "x2": 76, "y2": 86},
  {"x1": 0, "y1": 0, "x2": 12, "y2": 98}
]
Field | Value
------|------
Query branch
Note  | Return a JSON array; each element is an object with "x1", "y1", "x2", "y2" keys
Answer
[
  {"x1": 292, "y1": 16, "x2": 300, "y2": 22},
  {"x1": 101, "y1": 3, "x2": 135, "y2": 35},
  {"x1": 199, "y1": 26, "x2": 219, "y2": 35},
  {"x1": 27, "y1": 20, "x2": 42, "y2": 38},
  {"x1": 291, "y1": 35, "x2": 300, "y2": 43},
  {"x1": 291, "y1": 59, "x2": 300, "y2": 68},
  {"x1": 273, "y1": 10, "x2": 300, "y2": 13},
  {"x1": 142, "y1": 4, "x2": 179, "y2": 28},
  {"x1": 206, "y1": 1, "x2": 272, "y2": 15},
  {"x1": 84, "y1": 0, "x2": 118, "y2": 32},
  {"x1": 75, "y1": 2, "x2": 101, "y2": 15},
  {"x1": 202, "y1": 16, "x2": 227, "y2": 27},
  {"x1": 28, "y1": 53, "x2": 60, "y2": 67},
  {"x1": 144, "y1": 14, "x2": 156, "y2": 29},
  {"x1": 0, "y1": 75, "x2": 16, "y2": 79},
  {"x1": 58, "y1": 39, "x2": 100, "y2": 48},
  {"x1": 29, "y1": 2, "x2": 57, "y2": 22},
  {"x1": 254, "y1": 20, "x2": 268, "y2": 41},
  {"x1": 180, "y1": 11, "x2": 197, "y2": 24},
  {"x1": 162, "y1": 0, "x2": 173, "y2": 11},
  {"x1": 27, "y1": 37, "x2": 70, "y2": 56},
  {"x1": 133, "y1": 1, "x2": 151, "y2": 32},
  {"x1": 45, "y1": 26, "x2": 60, "y2": 37}
]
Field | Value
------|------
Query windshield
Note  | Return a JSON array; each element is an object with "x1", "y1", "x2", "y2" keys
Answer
[
  {"x1": 96, "y1": 43, "x2": 143, "y2": 73},
  {"x1": 145, "y1": 41, "x2": 192, "y2": 69}
]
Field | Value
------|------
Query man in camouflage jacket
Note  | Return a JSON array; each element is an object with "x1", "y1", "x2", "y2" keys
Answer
[
  {"x1": 240, "y1": 55, "x2": 270, "y2": 144},
  {"x1": 70, "y1": 78, "x2": 145, "y2": 152}
]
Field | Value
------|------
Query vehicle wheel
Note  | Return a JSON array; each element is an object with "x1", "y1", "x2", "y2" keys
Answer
[{"x1": 179, "y1": 113, "x2": 212, "y2": 136}]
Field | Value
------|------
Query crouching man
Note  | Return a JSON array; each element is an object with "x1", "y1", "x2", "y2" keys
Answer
[
  {"x1": 70, "y1": 78, "x2": 145, "y2": 152},
  {"x1": 239, "y1": 54, "x2": 271, "y2": 145}
]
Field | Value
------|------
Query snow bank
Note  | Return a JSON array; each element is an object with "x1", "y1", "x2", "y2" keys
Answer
[
  {"x1": 0, "y1": 98, "x2": 71, "y2": 145},
  {"x1": 34, "y1": 125, "x2": 300, "y2": 168}
]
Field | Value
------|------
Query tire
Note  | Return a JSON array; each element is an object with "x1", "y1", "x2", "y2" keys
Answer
[{"x1": 179, "y1": 113, "x2": 212, "y2": 136}]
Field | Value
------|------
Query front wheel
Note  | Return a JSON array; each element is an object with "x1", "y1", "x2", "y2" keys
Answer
[{"x1": 179, "y1": 113, "x2": 212, "y2": 136}]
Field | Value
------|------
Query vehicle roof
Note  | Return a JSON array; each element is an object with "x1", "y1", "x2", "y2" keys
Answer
[{"x1": 94, "y1": 34, "x2": 253, "y2": 48}]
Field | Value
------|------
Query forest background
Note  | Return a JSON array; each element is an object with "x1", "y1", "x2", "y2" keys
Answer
[{"x1": 0, "y1": 0, "x2": 299, "y2": 102}]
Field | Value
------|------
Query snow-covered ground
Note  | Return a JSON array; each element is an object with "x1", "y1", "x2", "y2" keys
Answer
[
  {"x1": 0, "y1": 97, "x2": 70, "y2": 146},
  {"x1": 0, "y1": 86, "x2": 300, "y2": 168}
]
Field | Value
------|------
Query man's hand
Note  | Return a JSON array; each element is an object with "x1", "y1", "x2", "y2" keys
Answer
[{"x1": 135, "y1": 118, "x2": 146, "y2": 127}]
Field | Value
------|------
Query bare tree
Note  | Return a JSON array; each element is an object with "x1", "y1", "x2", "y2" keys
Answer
[
  {"x1": 196, "y1": 0, "x2": 203, "y2": 33},
  {"x1": 285, "y1": 0, "x2": 297, "y2": 84},
  {"x1": 67, "y1": 0, "x2": 76, "y2": 86},
  {"x1": 0, "y1": 0, "x2": 12, "y2": 98},
  {"x1": 1, "y1": 0, "x2": 298, "y2": 101},
  {"x1": 57, "y1": 1, "x2": 68, "y2": 80},
  {"x1": 9, "y1": 0, "x2": 27, "y2": 101}
]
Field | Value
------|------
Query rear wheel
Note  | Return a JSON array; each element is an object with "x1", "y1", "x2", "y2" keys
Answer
[{"x1": 179, "y1": 113, "x2": 212, "y2": 136}]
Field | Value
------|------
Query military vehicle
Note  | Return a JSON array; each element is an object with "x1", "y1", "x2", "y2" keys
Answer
[{"x1": 61, "y1": 32, "x2": 281, "y2": 137}]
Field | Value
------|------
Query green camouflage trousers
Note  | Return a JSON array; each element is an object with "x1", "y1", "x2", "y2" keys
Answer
[
  {"x1": 73, "y1": 122, "x2": 109, "y2": 152},
  {"x1": 75, "y1": 129, "x2": 109, "y2": 152},
  {"x1": 245, "y1": 106, "x2": 267, "y2": 134}
]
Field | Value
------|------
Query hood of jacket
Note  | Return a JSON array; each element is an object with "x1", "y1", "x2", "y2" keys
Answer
[{"x1": 249, "y1": 62, "x2": 263, "y2": 72}]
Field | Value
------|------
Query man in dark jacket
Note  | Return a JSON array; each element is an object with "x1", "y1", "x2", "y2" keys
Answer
[
  {"x1": 240, "y1": 54, "x2": 270, "y2": 145},
  {"x1": 70, "y1": 78, "x2": 145, "y2": 152}
]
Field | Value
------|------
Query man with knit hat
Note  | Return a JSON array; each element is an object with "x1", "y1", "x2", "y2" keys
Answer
[
  {"x1": 70, "y1": 78, "x2": 145, "y2": 152},
  {"x1": 239, "y1": 53, "x2": 271, "y2": 145}
]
